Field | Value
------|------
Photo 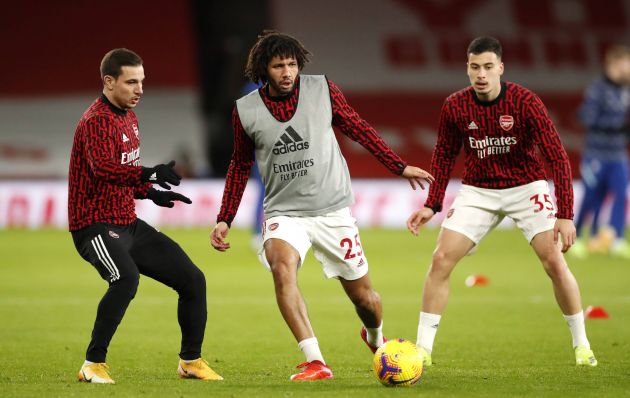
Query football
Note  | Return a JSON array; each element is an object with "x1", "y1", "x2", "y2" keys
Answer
[{"x1": 373, "y1": 338, "x2": 423, "y2": 387}]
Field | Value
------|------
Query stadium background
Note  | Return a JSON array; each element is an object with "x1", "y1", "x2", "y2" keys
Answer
[
  {"x1": 2, "y1": 0, "x2": 630, "y2": 230},
  {"x1": 2, "y1": 2, "x2": 630, "y2": 397}
]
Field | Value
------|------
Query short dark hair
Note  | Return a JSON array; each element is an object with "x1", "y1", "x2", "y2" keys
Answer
[
  {"x1": 244, "y1": 30, "x2": 312, "y2": 83},
  {"x1": 605, "y1": 44, "x2": 630, "y2": 65},
  {"x1": 467, "y1": 36, "x2": 502, "y2": 59},
  {"x1": 100, "y1": 48, "x2": 143, "y2": 79}
]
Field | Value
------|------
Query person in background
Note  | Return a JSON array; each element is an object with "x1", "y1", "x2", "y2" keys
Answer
[{"x1": 571, "y1": 45, "x2": 630, "y2": 259}]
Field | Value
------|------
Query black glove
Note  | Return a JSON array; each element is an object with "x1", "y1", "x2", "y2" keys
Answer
[
  {"x1": 147, "y1": 188, "x2": 192, "y2": 208},
  {"x1": 141, "y1": 160, "x2": 181, "y2": 190}
]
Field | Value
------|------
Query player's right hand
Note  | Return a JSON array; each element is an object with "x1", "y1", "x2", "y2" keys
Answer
[
  {"x1": 210, "y1": 221, "x2": 231, "y2": 252},
  {"x1": 141, "y1": 160, "x2": 182, "y2": 190},
  {"x1": 406, "y1": 207, "x2": 435, "y2": 236}
]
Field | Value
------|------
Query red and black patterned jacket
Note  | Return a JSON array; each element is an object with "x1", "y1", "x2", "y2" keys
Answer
[
  {"x1": 68, "y1": 94, "x2": 151, "y2": 231},
  {"x1": 424, "y1": 82, "x2": 574, "y2": 219}
]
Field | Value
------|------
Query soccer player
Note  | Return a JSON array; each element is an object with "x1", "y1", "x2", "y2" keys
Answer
[
  {"x1": 407, "y1": 37, "x2": 598, "y2": 367},
  {"x1": 69, "y1": 48, "x2": 222, "y2": 384},
  {"x1": 210, "y1": 30, "x2": 433, "y2": 380},
  {"x1": 571, "y1": 45, "x2": 630, "y2": 259}
]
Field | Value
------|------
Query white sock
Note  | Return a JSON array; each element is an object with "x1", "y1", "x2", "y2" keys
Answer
[
  {"x1": 416, "y1": 312, "x2": 441, "y2": 353},
  {"x1": 365, "y1": 321, "x2": 384, "y2": 348},
  {"x1": 181, "y1": 358, "x2": 201, "y2": 363},
  {"x1": 298, "y1": 337, "x2": 325, "y2": 364},
  {"x1": 83, "y1": 360, "x2": 94, "y2": 367},
  {"x1": 563, "y1": 311, "x2": 590, "y2": 349}
]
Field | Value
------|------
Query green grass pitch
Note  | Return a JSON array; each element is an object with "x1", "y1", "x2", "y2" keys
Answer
[{"x1": 1, "y1": 227, "x2": 629, "y2": 397}]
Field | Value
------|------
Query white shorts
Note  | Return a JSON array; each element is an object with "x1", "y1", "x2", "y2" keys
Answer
[
  {"x1": 258, "y1": 207, "x2": 368, "y2": 280},
  {"x1": 442, "y1": 180, "x2": 557, "y2": 244}
]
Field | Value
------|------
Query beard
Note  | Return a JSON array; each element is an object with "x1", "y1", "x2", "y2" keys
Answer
[{"x1": 268, "y1": 79, "x2": 294, "y2": 96}]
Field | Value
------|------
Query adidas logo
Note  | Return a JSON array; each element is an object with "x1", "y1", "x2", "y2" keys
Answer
[
  {"x1": 273, "y1": 126, "x2": 309, "y2": 155},
  {"x1": 149, "y1": 172, "x2": 157, "y2": 181},
  {"x1": 122, "y1": 133, "x2": 130, "y2": 142},
  {"x1": 468, "y1": 121, "x2": 479, "y2": 130}
]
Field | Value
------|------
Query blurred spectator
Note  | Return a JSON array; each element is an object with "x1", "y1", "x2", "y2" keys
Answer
[
  {"x1": 173, "y1": 145, "x2": 197, "y2": 179},
  {"x1": 572, "y1": 45, "x2": 630, "y2": 259}
]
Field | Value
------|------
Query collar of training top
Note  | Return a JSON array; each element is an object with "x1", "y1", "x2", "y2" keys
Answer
[
  {"x1": 100, "y1": 94, "x2": 128, "y2": 116},
  {"x1": 471, "y1": 81, "x2": 507, "y2": 107}
]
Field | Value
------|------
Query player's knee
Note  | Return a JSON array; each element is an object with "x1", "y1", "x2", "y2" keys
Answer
[
  {"x1": 364, "y1": 290, "x2": 381, "y2": 310},
  {"x1": 372, "y1": 289, "x2": 381, "y2": 304},
  {"x1": 270, "y1": 260, "x2": 296, "y2": 282},
  {"x1": 187, "y1": 265, "x2": 206, "y2": 286},
  {"x1": 432, "y1": 248, "x2": 447, "y2": 263},
  {"x1": 430, "y1": 249, "x2": 455, "y2": 273},
  {"x1": 542, "y1": 256, "x2": 567, "y2": 280},
  {"x1": 177, "y1": 266, "x2": 206, "y2": 298},
  {"x1": 113, "y1": 271, "x2": 140, "y2": 298},
  {"x1": 190, "y1": 268, "x2": 207, "y2": 296},
  {"x1": 351, "y1": 286, "x2": 379, "y2": 307}
]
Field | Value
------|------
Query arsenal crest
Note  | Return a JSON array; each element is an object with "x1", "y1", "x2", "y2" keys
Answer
[
  {"x1": 499, "y1": 115, "x2": 514, "y2": 131},
  {"x1": 269, "y1": 223, "x2": 279, "y2": 231}
]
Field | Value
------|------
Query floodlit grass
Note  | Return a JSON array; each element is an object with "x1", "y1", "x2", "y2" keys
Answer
[{"x1": 1, "y1": 227, "x2": 629, "y2": 397}]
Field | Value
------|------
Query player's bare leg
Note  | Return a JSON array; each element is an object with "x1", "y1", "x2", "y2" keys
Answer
[
  {"x1": 340, "y1": 274, "x2": 385, "y2": 352},
  {"x1": 417, "y1": 228, "x2": 474, "y2": 365},
  {"x1": 265, "y1": 238, "x2": 314, "y2": 342},
  {"x1": 531, "y1": 230, "x2": 582, "y2": 315},
  {"x1": 530, "y1": 230, "x2": 597, "y2": 366},
  {"x1": 265, "y1": 238, "x2": 332, "y2": 379},
  {"x1": 422, "y1": 228, "x2": 475, "y2": 314},
  {"x1": 340, "y1": 274, "x2": 382, "y2": 327}
]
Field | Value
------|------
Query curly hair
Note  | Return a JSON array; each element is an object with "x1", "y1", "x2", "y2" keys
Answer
[{"x1": 244, "y1": 30, "x2": 312, "y2": 83}]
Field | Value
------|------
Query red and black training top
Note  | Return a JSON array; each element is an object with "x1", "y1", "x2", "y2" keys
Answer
[
  {"x1": 68, "y1": 94, "x2": 151, "y2": 231},
  {"x1": 424, "y1": 81, "x2": 574, "y2": 219},
  {"x1": 217, "y1": 76, "x2": 408, "y2": 226}
]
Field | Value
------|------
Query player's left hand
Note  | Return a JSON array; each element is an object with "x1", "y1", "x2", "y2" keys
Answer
[
  {"x1": 141, "y1": 160, "x2": 182, "y2": 190},
  {"x1": 147, "y1": 188, "x2": 192, "y2": 208},
  {"x1": 554, "y1": 218, "x2": 576, "y2": 253},
  {"x1": 402, "y1": 165, "x2": 435, "y2": 190}
]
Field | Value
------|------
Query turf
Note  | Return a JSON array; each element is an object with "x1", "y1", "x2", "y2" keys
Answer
[{"x1": 1, "y1": 227, "x2": 629, "y2": 397}]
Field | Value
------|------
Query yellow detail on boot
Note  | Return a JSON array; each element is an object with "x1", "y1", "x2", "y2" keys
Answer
[{"x1": 178, "y1": 358, "x2": 224, "y2": 380}]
